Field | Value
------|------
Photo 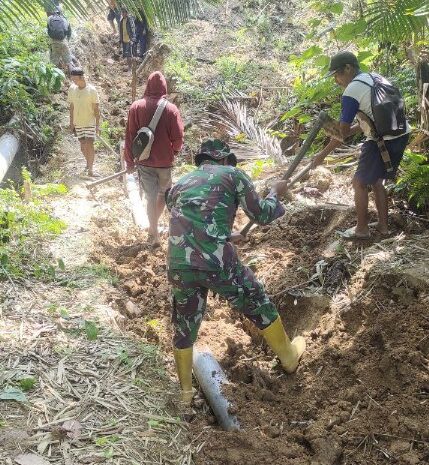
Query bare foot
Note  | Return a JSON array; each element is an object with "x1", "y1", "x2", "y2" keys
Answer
[{"x1": 370, "y1": 222, "x2": 390, "y2": 235}]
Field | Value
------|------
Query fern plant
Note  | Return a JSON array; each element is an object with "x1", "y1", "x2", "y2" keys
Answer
[{"x1": 396, "y1": 150, "x2": 429, "y2": 209}]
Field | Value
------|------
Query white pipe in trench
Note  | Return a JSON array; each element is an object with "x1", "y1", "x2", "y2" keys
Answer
[{"x1": 0, "y1": 132, "x2": 20, "y2": 184}]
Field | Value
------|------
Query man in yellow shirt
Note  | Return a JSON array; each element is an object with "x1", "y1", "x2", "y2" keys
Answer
[
  {"x1": 67, "y1": 68, "x2": 101, "y2": 177},
  {"x1": 119, "y1": 8, "x2": 136, "y2": 71}
]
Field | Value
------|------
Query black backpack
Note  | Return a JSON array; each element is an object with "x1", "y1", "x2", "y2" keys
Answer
[
  {"x1": 353, "y1": 73, "x2": 406, "y2": 137},
  {"x1": 48, "y1": 14, "x2": 69, "y2": 41}
]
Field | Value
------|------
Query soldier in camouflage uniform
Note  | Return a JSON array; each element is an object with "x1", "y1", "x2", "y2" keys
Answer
[{"x1": 166, "y1": 139, "x2": 306, "y2": 404}]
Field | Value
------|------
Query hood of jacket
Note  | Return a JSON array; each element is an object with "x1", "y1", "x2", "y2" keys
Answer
[{"x1": 144, "y1": 71, "x2": 167, "y2": 99}]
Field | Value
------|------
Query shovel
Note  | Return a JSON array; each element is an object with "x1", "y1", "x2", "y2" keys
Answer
[{"x1": 240, "y1": 110, "x2": 331, "y2": 237}]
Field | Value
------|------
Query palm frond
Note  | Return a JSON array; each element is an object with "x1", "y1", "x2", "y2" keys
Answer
[
  {"x1": 363, "y1": 0, "x2": 428, "y2": 43},
  {"x1": 0, "y1": 0, "x2": 218, "y2": 29},
  {"x1": 413, "y1": 3, "x2": 429, "y2": 17},
  {"x1": 201, "y1": 96, "x2": 286, "y2": 164}
]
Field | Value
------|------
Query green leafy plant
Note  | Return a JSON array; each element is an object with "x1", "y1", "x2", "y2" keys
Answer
[
  {"x1": 18, "y1": 377, "x2": 36, "y2": 392},
  {"x1": 0, "y1": 168, "x2": 67, "y2": 281},
  {"x1": 396, "y1": 150, "x2": 429, "y2": 209},
  {"x1": 0, "y1": 0, "x2": 221, "y2": 29},
  {"x1": 84, "y1": 320, "x2": 99, "y2": 341},
  {"x1": 364, "y1": 0, "x2": 428, "y2": 42}
]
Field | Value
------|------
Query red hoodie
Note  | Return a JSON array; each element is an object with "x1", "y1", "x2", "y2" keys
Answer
[{"x1": 124, "y1": 72, "x2": 184, "y2": 168}]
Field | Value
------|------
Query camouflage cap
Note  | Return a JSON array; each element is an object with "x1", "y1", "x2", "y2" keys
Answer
[{"x1": 195, "y1": 139, "x2": 237, "y2": 166}]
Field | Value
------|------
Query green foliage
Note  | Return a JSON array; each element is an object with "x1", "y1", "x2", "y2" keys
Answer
[
  {"x1": 333, "y1": 19, "x2": 367, "y2": 42},
  {"x1": 84, "y1": 320, "x2": 99, "y2": 341},
  {"x1": 18, "y1": 377, "x2": 36, "y2": 391},
  {"x1": 97, "y1": 120, "x2": 122, "y2": 147},
  {"x1": 0, "y1": 0, "x2": 220, "y2": 29},
  {"x1": 0, "y1": 23, "x2": 64, "y2": 114},
  {"x1": 241, "y1": 159, "x2": 274, "y2": 179},
  {"x1": 95, "y1": 434, "x2": 120, "y2": 447},
  {"x1": 164, "y1": 49, "x2": 195, "y2": 85},
  {"x1": 0, "y1": 169, "x2": 67, "y2": 281},
  {"x1": 396, "y1": 151, "x2": 429, "y2": 209},
  {"x1": 215, "y1": 55, "x2": 261, "y2": 93},
  {"x1": 0, "y1": 21, "x2": 64, "y2": 161},
  {"x1": 364, "y1": 0, "x2": 428, "y2": 42}
]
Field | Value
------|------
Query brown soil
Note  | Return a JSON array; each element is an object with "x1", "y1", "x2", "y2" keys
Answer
[
  {"x1": 79, "y1": 12, "x2": 429, "y2": 465},
  {"x1": 94, "y1": 196, "x2": 429, "y2": 465}
]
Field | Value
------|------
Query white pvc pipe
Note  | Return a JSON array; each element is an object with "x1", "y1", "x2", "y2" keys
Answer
[
  {"x1": 125, "y1": 171, "x2": 149, "y2": 229},
  {"x1": 120, "y1": 141, "x2": 149, "y2": 229},
  {"x1": 0, "y1": 132, "x2": 20, "y2": 183}
]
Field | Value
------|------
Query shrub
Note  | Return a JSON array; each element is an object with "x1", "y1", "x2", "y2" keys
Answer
[
  {"x1": 396, "y1": 150, "x2": 429, "y2": 210},
  {"x1": 0, "y1": 169, "x2": 67, "y2": 281}
]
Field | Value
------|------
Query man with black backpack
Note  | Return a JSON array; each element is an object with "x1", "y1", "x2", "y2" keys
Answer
[
  {"x1": 312, "y1": 51, "x2": 410, "y2": 239},
  {"x1": 47, "y1": 8, "x2": 73, "y2": 72}
]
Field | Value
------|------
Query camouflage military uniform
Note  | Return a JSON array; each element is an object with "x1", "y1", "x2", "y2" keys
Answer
[{"x1": 166, "y1": 159, "x2": 285, "y2": 349}]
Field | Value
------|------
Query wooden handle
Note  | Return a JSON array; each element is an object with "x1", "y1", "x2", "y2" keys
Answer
[
  {"x1": 239, "y1": 111, "x2": 326, "y2": 237},
  {"x1": 86, "y1": 169, "x2": 128, "y2": 189}
]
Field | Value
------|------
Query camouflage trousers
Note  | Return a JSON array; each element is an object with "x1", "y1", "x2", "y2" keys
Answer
[{"x1": 168, "y1": 263, "x2": 279, "y2": 349}]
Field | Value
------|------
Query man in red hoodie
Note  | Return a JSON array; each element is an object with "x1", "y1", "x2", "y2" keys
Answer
[{"x1": 124, "y1": 71, "x2": 184, "y2": 246}]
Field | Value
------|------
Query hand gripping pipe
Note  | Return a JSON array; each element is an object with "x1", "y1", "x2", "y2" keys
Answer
[
  {"x1": 193, "y1": 349, "x2": 240, "y2": 431},
  {"x1": 240, "y1": 110, "x2": 329, "y2": 237}
]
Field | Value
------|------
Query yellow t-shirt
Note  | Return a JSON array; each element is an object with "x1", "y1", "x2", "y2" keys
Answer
[
  {"x1": 122, "y1": 20, "x2": 130, "y2": 43},
  {"x1": 67, "y1": 83, "x2": 99, "y2": 128}
]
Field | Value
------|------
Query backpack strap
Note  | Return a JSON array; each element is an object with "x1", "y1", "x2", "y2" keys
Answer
[
  {"x1": 352, "y1": 72, "x2": 374, "y2": 88},
  {"x1": 148, "y1": 99, "x2": 168, "y2": 133}
]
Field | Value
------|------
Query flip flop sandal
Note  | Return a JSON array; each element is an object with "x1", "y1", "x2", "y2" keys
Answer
[{"x1": 336, "y1": 227, "x2": 371, "y2": 240}]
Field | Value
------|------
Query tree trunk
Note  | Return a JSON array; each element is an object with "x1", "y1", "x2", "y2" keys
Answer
[{"x1": 417, "y1": 58, "x2": 429, "y2": 133}]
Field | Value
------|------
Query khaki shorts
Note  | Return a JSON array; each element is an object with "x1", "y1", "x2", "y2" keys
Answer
[
  {"x1": 137, "y1": 166, "x2": 172, "y2": 199},
  {"x1": 50, "y1": 40, "x2": 72, "y2": 67}
]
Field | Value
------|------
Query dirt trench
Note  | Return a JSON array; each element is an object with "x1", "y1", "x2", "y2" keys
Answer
[{"x1": 95, "y1": 194, "x2": 429, "y2": 465}]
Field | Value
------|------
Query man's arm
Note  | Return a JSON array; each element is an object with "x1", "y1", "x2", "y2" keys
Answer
[
  {"x1": 129, "y1": 17, "x2": 136, "y2": 42},
  {"x1": 236, "y1": 170, "x2": 286, "y2": 225},
  {"x1": 69, "y1": 103, "x2": 74, "y2": 132},
  {"x1": 169, "y1": 107, "x2": 185, "y2": 154},
  {"x1": 124, "y1": 105, "x2": 137, "y2": 171},
  {"x1": 312, "y1": 123, "x2": 361, "y2": 167},
  {"x1": 93, "y1": 103, "x2": 100, "y2": 136}
]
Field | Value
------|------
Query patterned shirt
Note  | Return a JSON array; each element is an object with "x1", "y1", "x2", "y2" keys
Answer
[{"x1": 167, "y1": 162, "x2": 285, "y2": 271}]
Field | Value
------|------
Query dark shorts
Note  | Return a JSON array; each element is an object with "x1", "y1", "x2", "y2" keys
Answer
[
  {"x1": 168, "y1": 263, "x2": 279, "y2": 349},
  {"x1": 355, "y1": 133, "x2": 409, "y2": 185},
  {"x1": 122, "y1": 42, "x2": 132, "y2": 58}
]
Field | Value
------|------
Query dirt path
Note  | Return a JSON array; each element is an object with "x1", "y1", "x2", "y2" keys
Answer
[{"x1": 0, "y1": 22, "x2": 195, "y2": 465}]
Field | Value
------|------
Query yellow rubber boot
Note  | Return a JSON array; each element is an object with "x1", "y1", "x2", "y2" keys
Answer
[
  {"x1": 173, "y1": 346, "x2": 193, "y2": 404},
  {"x1": 260, "y1": 316, "x2": 306, "y2": 374}
]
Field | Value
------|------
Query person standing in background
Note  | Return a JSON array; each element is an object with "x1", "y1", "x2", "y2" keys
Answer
[
  {"x1": 134, "y1": 10, "x2": 149, "y2": 59},
  {"x1": 119, "y1": 7, "x2": 136, "y2": 72},
  {"x1": 68, "y1": 69, "x2": 101, "y2": 177},
  {"x1": 107, "y1": 0, "x2": 121, "y2": 34}
]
